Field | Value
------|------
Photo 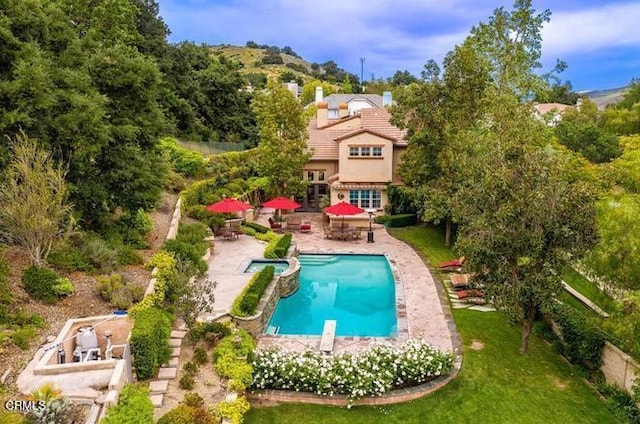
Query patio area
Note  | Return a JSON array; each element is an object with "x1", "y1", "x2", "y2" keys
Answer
[{"x1": 206, "y1": 210, "x2": 456, "y2": 355}]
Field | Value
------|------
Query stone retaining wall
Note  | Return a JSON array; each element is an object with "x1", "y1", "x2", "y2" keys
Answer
[{"x1": 232, "y1": 259, "x2": 300, "y2": 338}]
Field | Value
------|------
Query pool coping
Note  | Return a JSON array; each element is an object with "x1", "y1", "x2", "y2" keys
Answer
[
  {"x1": 259, "y1": 251, "x2": 408, "y2": 345},
  {"x1": 236, "y1": 257, "x2": 292, "y2": 275}
]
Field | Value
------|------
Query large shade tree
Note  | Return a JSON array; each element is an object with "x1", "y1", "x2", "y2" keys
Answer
[
  {"x1": 394, "y1": 0, "x2": 599, "y2": 353},
  {"x1": 253, "y1": 80, "x2": 312, "y2": 197}
]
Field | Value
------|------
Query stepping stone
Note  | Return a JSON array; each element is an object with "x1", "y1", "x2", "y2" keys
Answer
[
  {"x1": 170, "y1": 347, "x2": 181, "y2": 357},
  {"x1": 468, "y1": 305, "x2": 496, "y2": 312},
  {"x1": 171, "y1": 330, "x2": 187, "y2": 339},
  {"x1": 149, "y1": 380, "x2": 169, "y2": 394},
  {"x1": 452, "y1": 303, "x2": 471, "y2": 309},
  {"x1": 151, "y1": 394, "x2": 164, "y2": 407},
  {"x1": 169, "y1": 338, "x2": 182, "y2": 348},
  {"x1": 157, "y1": 367, "x2": 177, "y2": 380},
  {"x1": 165, "y1": 357, "x2": 179, "y2": 367}
]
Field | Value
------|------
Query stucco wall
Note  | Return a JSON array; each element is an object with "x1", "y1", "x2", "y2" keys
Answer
[
  {"x1": 601, "y1": 341, "x2": 639, "y2": 392},
  {"x1": 338, "y1": 134, "x2": 394, "y2": 182}
]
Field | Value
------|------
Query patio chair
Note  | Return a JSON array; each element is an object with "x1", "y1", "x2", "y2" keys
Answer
[
  {"x1": 268, "y1": 217, "x2": 282, "y2": 232},
  {"x1": 221, "y1": 227, "x2": 237, "y2": 241},
  {"x1": 351, "y1": 227, "x2": 362, "y2": 240},
  {"x1": 323, "y1": 226, "x2": 333, "y2": 239},
  {"x1": 300, "y1": 222, "x2": 311, "y2": 233},
  {"x1": 438, "y1": 256, "x2": 466, "y2": 272}
]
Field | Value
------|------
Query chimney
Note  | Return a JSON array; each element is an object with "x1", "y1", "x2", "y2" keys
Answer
[
  {"x1": 317, "y1": 102, "x2": 328, "y2": 128},
  {"x1": 338, "y1": 103, "x2": 348, "y2": 118},
  {"x1": 382, "y1": 91, "x2": 392, "y2": 107},
  {"x1": 315, "y1": 86, "x2": 324, "y2": 104}
]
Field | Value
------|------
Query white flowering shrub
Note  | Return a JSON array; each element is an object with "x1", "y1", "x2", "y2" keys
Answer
[{"x1": 251, "y1": 339, "x2": 454, "y2": 400}]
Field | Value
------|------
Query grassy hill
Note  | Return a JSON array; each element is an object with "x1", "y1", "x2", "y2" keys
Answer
[{"x1": 210, "y1": 45, "x2": 318, "y2": 85}]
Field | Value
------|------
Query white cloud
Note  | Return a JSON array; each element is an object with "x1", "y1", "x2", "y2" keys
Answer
[{"x1": 542, "y1": 2, "x2": 640, "y2": 56}]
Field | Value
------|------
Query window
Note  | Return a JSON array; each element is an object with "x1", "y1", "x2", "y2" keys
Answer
[
  {"x1": 349, "y1": 146, "x2": 383, "y2": 157},
  {"x1": 305, "y1": 170, "x2": 326, "y2": 182},
  {"x1": 307, "y1": 171, "x2": 315, "y2": 181},
  {"x1": 348, "y1": 190, "x2": 382, "y2": 209},
  {"x1": 318, "y1": 171, "x2": 325, "y2": 181}
]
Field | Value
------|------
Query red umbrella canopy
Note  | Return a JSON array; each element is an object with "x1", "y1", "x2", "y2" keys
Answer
[
  {"x1": 206, "y1": 198, "x2": 252, "y2": 214},
  {"x1": 324, "y1": 201, "x2": 364, "y2": 216},
  {"x1": 262, "y1": 197, "x2": 302, "y2": 210}
]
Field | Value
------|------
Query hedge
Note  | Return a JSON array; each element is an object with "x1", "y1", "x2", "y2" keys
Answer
[
  {"x1": 130, "y1": 307, "x2": 173, "y2": 380},
  {"x1": 264, "y1": 233, "x2": 291, "y2": 259},
  {"x1": 244, "y1": 221, "x2": 269, "y2": 234},
  {"x1": 102, "y1": 384, "x2": 154, "y2": 424},
  {"x1": 213, "y1": 329, "x2": 256, "y2": 393},
  {"x1": 386, "y1": 214, "x2": 418, "y2": 227},
  {"x1": 230, "y1": 266, "x2": 275, "y2": 317},
  {"x1": 546, "y1": 301, "x2": 605, "y2": 372}
]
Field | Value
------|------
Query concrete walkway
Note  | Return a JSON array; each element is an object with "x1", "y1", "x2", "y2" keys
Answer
[{"x1": 207, "y1": 211, "x2": 456, "y2": 354}]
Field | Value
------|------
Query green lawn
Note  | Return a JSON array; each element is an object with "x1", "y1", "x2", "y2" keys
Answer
[
  {"x1": 561, "y1": 266, "x2": 618, "y2": 315},
  {"x1": 245, "y1": 225, "x2": 618, "y2": 423}
]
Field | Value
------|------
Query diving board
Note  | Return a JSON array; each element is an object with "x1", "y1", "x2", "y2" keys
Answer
[{"x1": 319, "y1": 320, "x2": 337, "y2": 354}]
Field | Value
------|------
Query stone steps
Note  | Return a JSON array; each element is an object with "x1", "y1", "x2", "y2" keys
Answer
[{"x1": 150, "y1": 329, "x2": 185, "y2": 408}]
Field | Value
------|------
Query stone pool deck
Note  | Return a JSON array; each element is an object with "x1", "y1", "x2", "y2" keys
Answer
[{"x1": 207, "y1": 211, "x2": 457, "y2": 356}]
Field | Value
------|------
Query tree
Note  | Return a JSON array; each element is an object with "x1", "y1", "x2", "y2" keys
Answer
[
  {"x1": 300, "y1": 80, "x2": 335, "y2": 105},
  {"x1": 584, "y1": 194, "x2": 640, "y2": 291},
  {"x1": 0, "y1": 133, "x2": 72, "y2": 265},
  {"x1": 389, "y1": 70, "x2": 418, "y2": 86},
  {"x1": 555, "y1": 98, "x2": 621, "y2": 163},
  {"x1": 253, "y1": 80, "x2": 312, "y2": 197}
]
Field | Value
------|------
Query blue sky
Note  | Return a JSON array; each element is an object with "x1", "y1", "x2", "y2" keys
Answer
[{"x1": 156, "y1": 0, "x2": 640, "y2": 91}]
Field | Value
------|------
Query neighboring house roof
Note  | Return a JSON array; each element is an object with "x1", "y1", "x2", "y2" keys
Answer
[
  {"x1": 323, "y1": 94, "x2": 383, "y2": 110},
  {"x1": 308, "y1": 108, "x2": 406, "y2": 161},
  {"x1": 534, "y1": 103, "x2": 571, "y2": 115}
]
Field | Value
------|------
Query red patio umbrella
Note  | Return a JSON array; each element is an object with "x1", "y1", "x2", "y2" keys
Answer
[
  {"x1": 324, "y1": 201, "x2": 364, "y2": 230},
  {"x1": 205, "y1": 198, "x2": 252, "y2": 214},
  {"x1": 262, "y1": 197, "x2": 302, "y2": 210}
]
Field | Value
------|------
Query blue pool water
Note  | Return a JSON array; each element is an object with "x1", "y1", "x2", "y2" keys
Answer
[
  {"x1": 245, "y1": 260, "x2": 289, "y2": 275},
  {"x1": 267, "y1": 254, "x2": 397, "y2": 337}
]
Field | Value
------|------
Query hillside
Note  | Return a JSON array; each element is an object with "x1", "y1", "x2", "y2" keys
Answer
[
  {"x1": 211, "y1": 45, "x2": 318, "y2": 85},
  {"x1": 583, "y1": 86, "x2": 628, "y2": 109}
]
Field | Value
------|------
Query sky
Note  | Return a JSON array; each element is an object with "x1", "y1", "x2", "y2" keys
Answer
[{"x1": 156, "y1": 0, "x2": 640, "y2": 92}]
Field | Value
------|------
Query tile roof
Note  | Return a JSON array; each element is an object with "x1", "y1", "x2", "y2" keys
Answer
[
  {"x1": 323, "y1": 94, "x2": 383, "y2": 110},
  {"x1": 307, "y1": 108, "x2": 406, "y2": 161},
  {"x1": 534, "y1": 103, "x2": 572, "y2": 115}
]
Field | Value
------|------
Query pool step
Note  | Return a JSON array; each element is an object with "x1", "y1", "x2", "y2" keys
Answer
[
  {"x1": 319, "y1": 320, "x2": 337, "y2": 354},
  {"x1": 265, "y1": 325, "x2": 280, "y2": 335},
  {"x1": 299, "y1": 255, "x2": 340, "y2": 266}
]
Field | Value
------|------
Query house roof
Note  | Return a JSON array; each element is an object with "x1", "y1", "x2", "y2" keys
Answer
[
  {"x1": 307, "y1": 108, "x2": 406, "y2": 161},
  {"x1": 534, "y1": 103, "x2": 572, "y2": 115},
  {"x1": 323, "y1": 94, "x2": 383, "y2": 110}
]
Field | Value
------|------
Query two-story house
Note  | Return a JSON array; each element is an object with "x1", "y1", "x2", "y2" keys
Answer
[{"x1": 297, "y1": 89, "x2": 407, "y2": 224}]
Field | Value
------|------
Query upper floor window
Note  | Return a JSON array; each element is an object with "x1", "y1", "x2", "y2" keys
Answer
[
  {"x1": 305, "y1": 170, "x2": 326, "y2": 182},
  {"x1": 348, "y1": 146, "x2": 383, "y2": 158}
]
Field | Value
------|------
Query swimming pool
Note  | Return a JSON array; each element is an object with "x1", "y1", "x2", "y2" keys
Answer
[
  {"x1": 244, "y1": 260, "x2": 290, "y2": 275},
  {"x1": 266, "y1": 254, "x2": 397, "y2": 337}
]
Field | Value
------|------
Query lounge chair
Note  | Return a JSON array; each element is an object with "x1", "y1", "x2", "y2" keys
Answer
[
  {"x1": 300, "y1": 222, "x2": 311, "y2": 233},
  {"x1": 439, "y1": 256, "x2": 466, "y2": 272},
  {"x1": 268, "y1": 217, "x2": 282, "y2": 232},
  {"x1": 450, "y1": 273, "x2": 471, "y2": 289}
]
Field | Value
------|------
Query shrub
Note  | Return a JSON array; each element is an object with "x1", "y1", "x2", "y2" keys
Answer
[
  {"x1": 22, "y1": 266, "x2": 74, "y2": 304},
  {"x1": 252, "y1": 339, "x2": 454, "y2": 400},
  {"x1": 547, "y1": 302, "x2": 605, "y2": 373},
  {"x1": 374, "y1": 215, "x2": 390, "y2": 225},
  {"x1": 12, "y1": 327, "x2": 36, "y2": 350},
  {"x1": 193, "y1": 348, "x2": 208, "y2": 365},
  {"x1": 176, "y1": 222, "x2": 210, "y2": 250},
  {"x1": 159, "y1": 137, "x2": 207, "y2": 177},
  {"x1": 185, "y1": 205, "x2": 225, "y2": 229},
  {"x1": 230, "y1": 266, "x2": 275, "y2": 317},
  {"x1": 183, "y1": 361, "x2": 198, "y2": 375},
  {"x1": 158, "y1": 396, "x2": 217, "y2": 424},
  {"x1": 79, "y1": 235, "x2": 119, "y2": 272},
  {"x1": 97, "y1": 274, "x2": 144, "y2": 310},
  {"x1": 115, "y1": 208, "x2": 153, "y2": 247},
  {"x1": 386, "y1": 214, "x2": 418, "y2": 228},
  {"x1": 130, "y1": 307, "x2": 173, "y2": 380},
  {"x1": 116, "y1": 245, "x2": 144, "y2": 266},
  {"x1": 598, "y1": 383, "x2": 640, "y2": 423},
  {"x1": 48, "y1": 241, "x2": 92, "y2": 272},
  {"x1": 215, "y1": 396, "x2": 250, "y2": 424},
  {"x1": 102, "y1": 384, "x2": 154, "y2": 424},
  {"x1": 244, "y1": 221, "x2": 269, "y2": 234},
  {"x1": 188, "y1": 321, "x2": 233, "y2": 344},
  {"x1": 179, "y1": 373, "x2": 195, "y2": 390}
]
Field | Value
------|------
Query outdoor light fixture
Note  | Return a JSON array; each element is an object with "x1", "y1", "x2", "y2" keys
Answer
[{"x1": 366, "y1": 208, "x2": 376, "y2": 243}]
